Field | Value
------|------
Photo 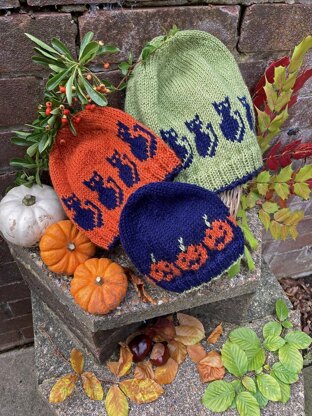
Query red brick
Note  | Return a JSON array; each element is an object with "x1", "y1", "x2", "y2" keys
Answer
[
  {"x1": 0, "y1": 171, "x2": 16, "y2": 195},
  {"x1": 0, "y1": 303, "x2": 13, "y2": 319},
  {"x1": 0, "y1": 313, "x2": 33, "y2": 334},
  {"x1": 239, "y1": 4, "x2": 312, "y2": 53},
  {"x1": 0, "y1": 0, "x2": 19, "y2": 8},
  {"x1": 0, "y1": 237, "x2": 15, "y2": 265},
  {"x1": 28, "y1": 0, "x2": 100, "y2": 5},
  {"x1": 268, "y1": 246, "x2": 312, "y2": 278},
  {"x1": 0, "y1": 330, "x2": 23, "y2": 351},
  {"x1": 0, "y1": 262, "x2": 23, "y2": 286},
  {"x1": 79, "y1": 6, "x2": 239, "y2": 69},
  {"x1": 0, "y1": 13, "x2": 77, "y2": 76},
  {"x1": 0, "y1": 130, "x2": 25, "y2": 173},
  {"x1": 9, "y1": 298, "x2": 32, "y2": 316},
  {"x1": 0, "y1": 77, "x2": 43, "y2": 128},
  {"x1": 0, "y1": 282, "x2": 30, "y2": 302},
  {"x1": 20, "y1": 326, "x2": 34, "y2": 340},
  {"x1": 282, "y1": 96, "x2": 312, "y2": 130}
]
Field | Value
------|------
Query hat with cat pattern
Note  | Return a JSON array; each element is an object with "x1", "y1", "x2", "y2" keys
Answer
[
  {"x1": 125, "y1": 30, "x2": 263, "y2": 193},
  {"x1": 49, "y1": 107, "x2": 181, "y2": 249}
]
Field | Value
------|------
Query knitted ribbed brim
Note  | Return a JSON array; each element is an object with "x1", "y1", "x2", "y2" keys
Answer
[
  {"x1": 49, "y1": 107, "x2": 181, "y2": 249},
  {"x1": 125, "y1": 30, "x2": 263, "y2": 193},
  {"x1": 120, "y1": 182, "x2": 244, "y2": 293}
]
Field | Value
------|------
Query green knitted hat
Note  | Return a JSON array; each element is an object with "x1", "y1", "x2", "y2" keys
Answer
[{"x1": 125, "y1": 30, "x2": 263, "y2": 192}]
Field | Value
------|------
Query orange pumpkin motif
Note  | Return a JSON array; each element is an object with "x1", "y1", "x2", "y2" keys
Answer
[
  {"x1": 150, "y1": 260, "x2": 181, "y2": 282},
  {"x1": 39, "y1": 220, "x2": 96, "y2": 275},
  {"x1": 71, "y1": 258, "x2": 128, "y2": 314},
  {"x1": 203, "y1": 219, "x2": 234, "y2": 251},
  {"x1": 176, "y1": 244, "x2": 208, "y2": 271}
]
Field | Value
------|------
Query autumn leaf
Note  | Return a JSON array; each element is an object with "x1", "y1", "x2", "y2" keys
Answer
[
  {"x1": 81, "y1": 371, "x2": 104, "y2": 400},
  {"x1": 145, "y1": 317, "x2": 176, "y2": 342},
  {"x1": 168, "y1": 340, "x2": 187, "y2": 364},
  {"x1": 187, "y1": 344, "x2": 207, "y2": 363},
  {"x1": 177, "y1": 313, "x2": 205, "y2": 333},
  {"x1": 134, "y1": 361, "x2": 155, "y2": 380},
  {"x1": 105, "y1": 385, "x2": 129, "y2": 416},
  {"x1": 107, "y1": 344, "x2": 133, "y2": 378},
  {"x1": 49, "y1": 374, "x2": 78, "y2": 403},
  {"x1": 120, "y1": 378, "x2": 164, "y2": 404},
  {"x1": 201, "y1": 351, "x2": 224, "y2": 368},
  {"x1": 175, "y1": 325, "x2": 205, "y2": 346},
  {"x1": 127, "y1": 272, "x2": 156, "y2": 304},
  {"x1": 154, "y1": 357, "x2": 179, "y2": 385},
  {"x1": 70, "y1": 348, "x2": 84, "y2": 374},
  {"x1": 197, "y1": 363, "x2": 225, "y2": 383},
  {"x1": 207, "y1": 323, "x2": 223, "y2": 344}
]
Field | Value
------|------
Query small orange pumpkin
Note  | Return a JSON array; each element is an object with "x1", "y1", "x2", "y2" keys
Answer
[
  {"x1": 71, "y1": 258, "x2": 128, "y2": 314},
  {"x1": 176, "y1": 244, "x2": 208, "y2": 271},
  {"x1": 203, "y1": 219, "x2": 234, "y2": 251},
  {"x1": 39, "y1": 220, "x2": 96, "y2": 275}
]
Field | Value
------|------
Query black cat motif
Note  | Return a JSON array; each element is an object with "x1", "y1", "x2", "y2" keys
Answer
[
  {"x1": 62, "y1": 193, "x2": 103, "y2": 231},
  {"x1": 106, "y1": 150, "x2": 140, "y2": 188},
  {"x1": 238, "y1": 96, "x2": 255, "y2": 132},
  {"x1": 212, "y1": 96, "x2": 246, "y2": 143},
  {"x1": 185, "y1": 114, "x2": 219, "y2": 158},
  {"x1": 117, "y1": 121, "x2": 157, "y2": 161},
  {"x1": 83, "y1": 171, "x2": 124, "y2": 210},
  {"x1": 160, "y1": 128, "x2": 193, "y2": 169}
]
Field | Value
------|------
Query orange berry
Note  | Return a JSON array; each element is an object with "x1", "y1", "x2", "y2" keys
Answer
[
  {"x1": 59, "y1": 86, "x2": 66, "y2": 93},
  {"x1": 45, "y1": 108, "x2": 52, "y2": 116},
  {"x1": 103, "y1": 62, "x2": 110, "y2": 69},
  {"x1": 45, "y1": 101, "x2": 52, "y2": 107}
]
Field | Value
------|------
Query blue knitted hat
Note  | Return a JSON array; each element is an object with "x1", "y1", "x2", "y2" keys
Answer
[{"x1": 119, "y1": 182, "x2": 244, "y2": 293}]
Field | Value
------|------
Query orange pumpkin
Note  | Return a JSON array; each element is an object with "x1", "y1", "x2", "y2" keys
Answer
[
  {"x1": 39, "y1": 220, "x2": 96, "y2": 275},
  {"x1": 203, "y1": 219, "x2": 234, "y2": 251},
  {"x1": 70, "y1": 258, "x2": 128, "y2": 314},
  {"x1": 176, "y1": 244, "x2": 208, "y2": 271}
]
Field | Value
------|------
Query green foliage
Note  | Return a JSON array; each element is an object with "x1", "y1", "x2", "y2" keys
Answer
[{"x1": 202, "y1": 299, "x2": 312, "y2": 415}]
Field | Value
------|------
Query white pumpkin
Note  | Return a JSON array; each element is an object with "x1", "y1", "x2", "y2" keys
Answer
[{"x1": 0, "y1": 184, "x2": 66, "y2": 247}]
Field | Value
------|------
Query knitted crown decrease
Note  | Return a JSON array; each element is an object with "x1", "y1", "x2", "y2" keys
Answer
[
  {"x1": 125, "y1": 30, "x2": 263, "y2": 193},
  {"x1": 49, "y1": 107, "x2": 181, "y2": 249},
  {"x1": 120, "y1": 182, "x2": 244, "y2": 293}
]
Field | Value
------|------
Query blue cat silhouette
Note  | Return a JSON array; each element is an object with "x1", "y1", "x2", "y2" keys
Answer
[
  {"x1": 83, "y1": 171, "x2": 123, "y2": 210},
  {"x1": 160, "y1": 128, "x2": 193, "y2": 169},
  {"x1": 212, "y1": 96, "x2": 245, "y2": 143},
  {"x1": 185, "y1": 114, "x2": 219, "y2": 157},
  {"x1": 238, "y1": 96, "x2": 255, "y2": 132},
  {"x1": 117, "y1": 121, "x2": 157, "y2": 161},
  {"x1": 62, "y1": 193, "x2": 103, "y2": 231},
  {"x1": 106, "y1": 150, "x2": 140, "y2": 188}
]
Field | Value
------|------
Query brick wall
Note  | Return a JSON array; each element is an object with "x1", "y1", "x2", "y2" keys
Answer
[{"x1": 0, "y1": 0, "x2": 311, "y2": 350}]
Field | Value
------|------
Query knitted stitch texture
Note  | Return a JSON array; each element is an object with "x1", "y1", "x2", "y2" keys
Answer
[
  {"x1": 125, "y1": 30, "x2": 263, "y2": 193},
  {"x1": 49, "y1": 107, "x2": 181, "y2": 249},
  {"x1": 119, "y1": 182, "x2": 244, "y2": 293}
]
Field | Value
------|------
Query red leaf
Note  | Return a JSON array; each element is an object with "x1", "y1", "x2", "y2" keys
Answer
[
  {"x1": 292, "y1": 143, "x2": 312, "y2": 160},
  {"x1": 293, "y1": 69, "x2": 312, "y2": 93},
  {"x1": 288, "y1": 95, "x2": 298, "y2": 109},
  {"x1": 265, "y1": 142, "x2": 281, "y2": 170}
]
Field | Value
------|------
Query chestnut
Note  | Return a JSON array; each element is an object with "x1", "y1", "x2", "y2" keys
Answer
[
  {"x1": 128, "y1": 334, "x2": 153, "y2": 363},
  {"x1": 150, "y1": 342, "x2": 170, "y2": 367}
]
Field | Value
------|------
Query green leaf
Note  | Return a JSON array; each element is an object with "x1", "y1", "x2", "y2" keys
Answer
[
  {"x1": 11, "y1": 137, "x2": 29, "y2": 146},
  {"x1": 276, "y1": 165, "x2": 293, "y2": 182},
  {"x1": 271, "y1": 362, "x2": 299, "y2": 384},
  {"x1": 282, "y1": 320, "x2": 293, "y2": 329},
  {"x1": 46, "y1": 66, "x2": 73, "y2": 91},
  {"x1": 25, "y1": 33, "x2": 59, "y2": 55},
  {"x1": 241, "y1": 225, "x2": 258, "y2": 250},
  {"x1": 259, "y1": 209, "x2": 270, "y2": 231},
  {"x1": 79, "y1": 41, "x2": 100, "y2": 65},
  {"x1": 257, "y1": 170, "x2": 271, "y2": 183},
  {"x1": 38, "y1": 134, "x2": 50, "y2": 153},
  {"x1": 294, "y1": 183, "x2": 310, "y2": 200},
  {"x1": 231, "y1": 380, "x2": 244, "y2": 394},
  {"x1": 256, "y1": 108, "x2": 271, "y2": 133},
  {"x1": 243, "y1": 246, "x2": 255, "y2": 271},
  {"x1": 252, "y1": 389, "x2": 268, "y2": 409},
  {"x1": 51, "y1": 38, "x2": 74, "y2": 60},
  {"x1": 118, "y1": 61, "x2": 130, "y2": 76},
  {"x1": 257, "y1": 183, "x2": 269, "y2": 196},
  {"x1": 274, "y1": 183, "x2": 290, "y2": 200},
  {"x1": 66, "y1": 72, "x2": 75, "y2": 105},
  {"x1": 34, "y1": 46, "x2": 59, "y2": 61},
  {"x1": 269, "y1": 106, "x2": 289, "y2": 131},
  {"x1": 227, "y1": 258, "x2": 241, "y2": 278},
  {"x1": 229, "y1": 327, "x2": 261, "y2": 350},
  {"x1": 98, "y1": 44, "x2": 120, "y2": 55},
  {"x1": 289, "y1": 36, "x2": 312, "y2": 73},
  {"x1": 276, "y1": 299, "x2": 289, "y2": 321},
  {"x1": 221, "y1": 341, "x2": 248, "y2": 377},
  {"x1": 295, "y1": 164, "x2": 312, "y2": 182},
  {"x1": 263, "y1": 335, "x2": 285, "y2": 352},
  {"x1": 236, "y1": 391, "x2": 260, "y2": 416},
  {"x1": 246, "y1": 348, "x2": 266, "y2": 372},
  {"x1": 271, "y1": 372, "x2": 291, "y2": 403},
  {"x1": 263, "y1": 321, "x2": 282, "y2": 338},
  {"x1": 279, "y1": 344, "x2": 303, "y2": 373},
  {"x1": 142, "y1": 44, "x2": 157, "y2": 61},
  {"x1": 262, "y1": 201, "x2": 279, "y2": 214},
  {"x1": 284, "y1": 331, "x2": 312, "y2": 349},
  {"x1": 202, "y1": 381, "x2": 235, "y2": 412},
  {"x1": 242, "y1": 376, "x2": 257, "y2": 393},
  {"x1": 26, "y1": 143, "x2": 39, "y2": 157},
  {"x1": 256, "y1": 374, "x2": 281, "y2": 401},
  {"x1": 79, "y1": 31, "x2": 94, "y2": 60},
  {"x1": 81, "y1": 77, "x2": 108, "y2": 106},
  {"x1": 10, "y1": 158, "x2": 37, "y2": 169}
]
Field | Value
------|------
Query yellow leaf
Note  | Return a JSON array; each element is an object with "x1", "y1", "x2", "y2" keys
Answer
[
  {"x1": 49, "y1": 374, "x2": 78, "y2": 403},
  {"x1": 70, "y1": 348, "x2": 84, "y2": 374},
  {"x1": 134, "y1": 361, "x2": 155, "y2": 380},
  {"x1": 280, "y1": 225, "x2": 289, "y2": 241},
  {"x1": 273, "y1": 66, "x2": 287, "y2": 90},
  {"x1": 274, "y1": 183, "x2": 290, "y2": 200},
  {"x1": 175, "y1": 325, "x2": 205, "y2": 346},
  {"x1": 207, "y1": 323, "x2": 223, "y2": 345},
  {"x1": 264, "y1": 79, "x2": 278, "y2": 112},
  {"x1": 257, "y1": 183, "x2": 269, "y2": 196},
  {"x1": 294, "y1": 183, "x2": 311, "y2": 200},
  {"x1": 107, "y1": 344, "x2": 133, "y2": 378},
  {"x1": 187, "y1": 344, "x2": 207, "y2": 363},
  {"x1": 167, "y1": 340, "x2": 187, "y2": 364},
  {"x1": 283, "y1": 70, "x2": 298, "y2": 91},
  {"x1": 120, "y1": 378, "x2": 164, "y2": 404},
  {"x1": 269, "y1": 106, "x2": 289, "y2": 131},
  {"x1": 275, "y1": 90, "x2": 292, "y2": 112},
  {"x1": 276, "y1": 165, "x2": 293, "y2": 182},
  {"x1": 105, "y1": 385, "x2": 129, "y2": 416},
  {"x1": 295, "y1": 164, "x2": 312, "y2": 182},
  {"x1": 269, "y1": 221, "x2": 281, "y2": 240},
  {"x1": 154, "y1": 357, "x2": 179, "y2": 385},
  {"x1": 289, "y1": 36, "x2": 312, "y2": 73},
  {"x1": 274, "y1": 208, "x2": 291, "y2": 222},
  {"x1": 176, "y1": 313, "x2": 205, "y2": 333},
  {"x1": 255, "y1": 108, "x2": 271, "y2": 133},
  {"x1": 289, "y1": 225, "x2": 299, "y2": 240},
  {"x1": 81, "y1": 371, "x2": 104, "y2": 400},
  {"x1": 284, "y1": 210, "x2": 304, "y2": 226},
  {"x1": 259, "y1": 209, "x2": 270, "y2": 231}
]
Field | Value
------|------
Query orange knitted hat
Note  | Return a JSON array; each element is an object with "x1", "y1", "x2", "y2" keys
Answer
[{"x1": 49, "y1": 107, "x2": 181, "y2": 249}]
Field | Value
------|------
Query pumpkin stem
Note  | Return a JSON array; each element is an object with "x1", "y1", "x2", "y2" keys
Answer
[
  {"x1": 95, "y1": 276, "x2": 103, "y2": 286},
  {"x1": 22, "y1": 194, "x2": 36, "y2": 206},
  {"x1": 67, "y1": 243, "x2": 76, "y2": 251}
]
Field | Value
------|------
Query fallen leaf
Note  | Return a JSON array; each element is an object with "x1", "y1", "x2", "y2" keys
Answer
[
  {"x1": 105, "y1": 384, "x2": 129, "y2": 416},
  {"x1": 154, "y1": 357, "x2": 179, "y2": 385},
  {"x1": 120, "y1": 378, "x2": 164, "y2": 404},
  {"x1": 197, "y1": 363, "x2": 225, "y2": 383},
  {"x1": 81, "y1": 371, "x2": 104, "y2": 400},
  {"x1": 200, "y1": 351, "x2": 223, "y2": 368},
  {"x1": 134, "y1": 361, "x2": 155, "y2": 380},
  {"x1": 207, "y1": 323, "x2": 223, "y2": 344},
  {"x1": 145, "y1": 317, "x2": 176, "y2": 342},
  {"x1": 187, "y1": 344, "x2": 207, "y2": 363},
  {"x1": 177, "y1": 313, "x2": 205, "y2": 333},
  {"x1": 128, "y1": 272, "x2": 156, "y2": 304},
  {"x1": 175, "y1": 325, "x2": 205, "y2": 346},
  {"x1": 168, "y1": 340, "x2": 187, "y2": 364},
  {"x1": 107, "y1": 344, "x2": 133, "y2": 378},
  {"x1": 70, "y1": 348, "x2": 84, "y2": 374},
  {"x1": 49, "y1": 374, "x2": 78, "y2": 403}
]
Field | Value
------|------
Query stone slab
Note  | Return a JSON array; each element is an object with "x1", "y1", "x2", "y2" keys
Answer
[
  {"x1": 36, "y1": 303, "x2": 305, "y2": 416},
  {"x1": 304, "y1": 366, "x2": 312, "y2": 416}
]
